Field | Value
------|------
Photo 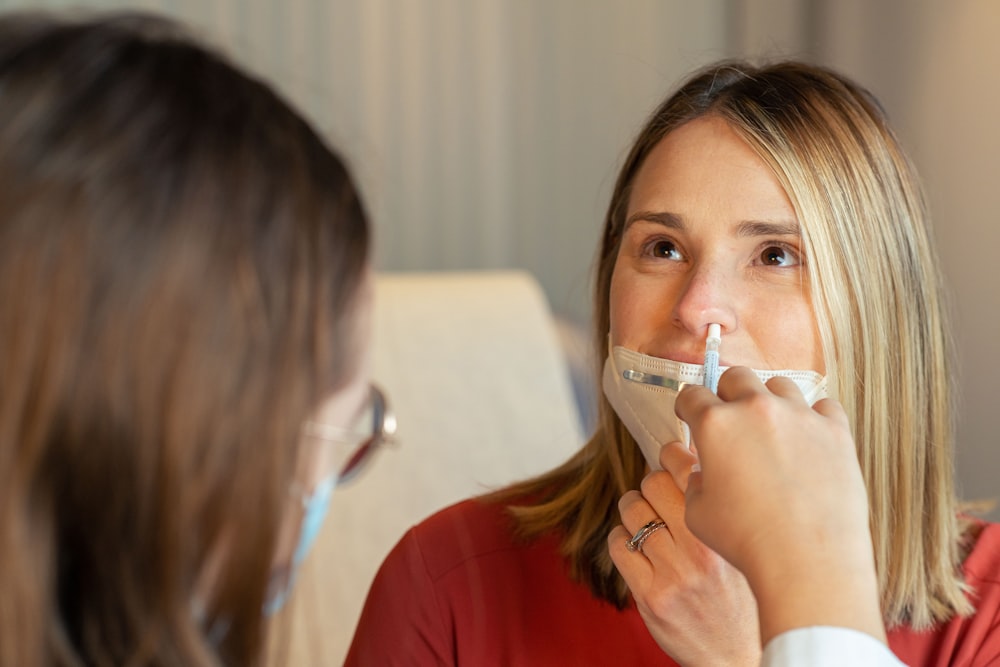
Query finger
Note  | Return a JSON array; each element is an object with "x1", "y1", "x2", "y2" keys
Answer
[
  {"x1": 763, "y1": 375, "x2": 809, "y2": 403},
  {"x1": 715, "y1": 365, "x2": 766, "y2": 401},
  {"x1": 618, "y1": 489, "x2": 663, "y2": 533},
  {"x1": 685, "y1": 467, "x2": 703, "y2": 501},
  {"x1": 612, "y1": 503, "x2": 672, "y2": 565},
  {"x1": 811, "y1": 396, "x2": 850, "y2": 429},
  {"x1": 608, "y1": 524, "x2": 653, "y2": 584},
  {"x1": 674, "y1": 382, "x2": 719, "y2": 427},
  {"x1": 631, "y1": 518, "x2": 673, "y2": 563},
  {"x1": 639, "y1": 469, "x2": 686, "y2": 528},
  {"x1": 658, "y1": 440, "x2": 699, "y2": 493},
  {"x1": 682, "y1": 470, "x2": 707, "y2": 541}
]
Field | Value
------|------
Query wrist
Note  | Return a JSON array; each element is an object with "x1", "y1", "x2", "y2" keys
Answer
[{"x1": 747, "y1": 542, "x2": 886, "y2": 646}]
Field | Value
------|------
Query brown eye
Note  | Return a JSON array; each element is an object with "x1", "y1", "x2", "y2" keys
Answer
[
  {"x1": 650, "y1": 240, "x2": 682, "y2": 260},
  {"x1": 759, "y1": 245, "x2": 798, "y2": 267}
]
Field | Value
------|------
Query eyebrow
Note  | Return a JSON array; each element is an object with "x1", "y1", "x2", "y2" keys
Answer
[
  {"x1": 625, "y1": 211, "x2": 682, "y2": 230},
  {"x1": 625, "y1": 211, "x2": 800, "y2": 238},
  {"x1": 736, "y1": 220, "x2": 800, "y2": 238}
]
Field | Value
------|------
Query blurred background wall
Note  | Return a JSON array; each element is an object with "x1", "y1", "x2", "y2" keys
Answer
[{"x1": 2, "y1": 0, "x2": 995, "y2": 517}]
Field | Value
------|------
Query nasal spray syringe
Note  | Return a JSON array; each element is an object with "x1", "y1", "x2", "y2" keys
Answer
[
  {"x1": 703, "y1": 323, "x2": 722, "y2": 394},
  {"x1": 689, "y1": 324, "x2": 722, "y2": 466}
]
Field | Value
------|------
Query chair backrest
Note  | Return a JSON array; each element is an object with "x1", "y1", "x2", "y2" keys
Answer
[{"x1": 282, "y1": 270, "x2": 585, "y2": 664}]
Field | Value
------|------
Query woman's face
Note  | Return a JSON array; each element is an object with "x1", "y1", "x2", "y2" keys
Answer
[{"x1": 609, "y1": 115, "x2": 824, "y2": 373}]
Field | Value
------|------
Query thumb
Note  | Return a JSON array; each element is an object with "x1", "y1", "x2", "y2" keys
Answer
[
  {"x1": 683, "y1": 468, "x2": 711, "y2": 544},
  {"x1": 659, "y1": 440, "x2": 699, "y2": 493}
]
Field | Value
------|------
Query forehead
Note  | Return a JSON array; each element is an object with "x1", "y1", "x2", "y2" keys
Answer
[{"x1": 626, "y1": 116, "x2": 796, "y2": 230}]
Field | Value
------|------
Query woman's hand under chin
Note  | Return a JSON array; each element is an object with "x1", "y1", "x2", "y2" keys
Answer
[{"x1": 609, "y1": 441, "x2": 762, "y2": 667}]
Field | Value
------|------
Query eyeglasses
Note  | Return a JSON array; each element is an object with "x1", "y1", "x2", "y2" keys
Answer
[{"x1": 301, "y1": 384, "x2": 397, "y2": 485}]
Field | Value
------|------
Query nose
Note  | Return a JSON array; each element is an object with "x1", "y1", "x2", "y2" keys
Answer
[{"x1": 671, "y1": 262, "x2": 738, "y2": 338}]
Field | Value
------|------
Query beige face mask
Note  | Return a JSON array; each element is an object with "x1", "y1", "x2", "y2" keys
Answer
[{"x1": 601, "y1": 345, "x2": 828, "y2": 470}]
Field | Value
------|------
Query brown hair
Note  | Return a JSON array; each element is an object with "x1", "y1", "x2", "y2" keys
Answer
[
  {"x1": 491, "y1": 60, "x2": 972, "y2": 629},
  {"x1": 0, "y1": 12, "x2": 368, "y2": 666}
]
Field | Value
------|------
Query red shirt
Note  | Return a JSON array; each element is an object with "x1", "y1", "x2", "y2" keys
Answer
[{"x1": 345, "y1": 499, "x2": 1000, "y2": 666}]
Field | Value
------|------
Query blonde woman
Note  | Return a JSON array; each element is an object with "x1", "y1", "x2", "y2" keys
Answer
[{"x1": 347, "y1": 61, "x2": 999, "y2": 665}]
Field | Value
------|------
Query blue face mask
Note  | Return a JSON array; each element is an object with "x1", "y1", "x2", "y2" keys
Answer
[{"x1": 263, "y1": 476, "x2": 335, "y2": 615}]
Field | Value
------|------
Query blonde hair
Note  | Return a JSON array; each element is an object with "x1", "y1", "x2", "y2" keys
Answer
[{"x1": 491, "y1": 60, "x2": 972, "y2": 629}]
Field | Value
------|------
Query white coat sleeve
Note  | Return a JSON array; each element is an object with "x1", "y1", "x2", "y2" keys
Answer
[{"x1": 762, "y1": 627, "x2": 907, "y2": 667}]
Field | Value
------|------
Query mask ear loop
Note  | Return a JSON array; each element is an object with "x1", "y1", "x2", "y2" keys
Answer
[{"x1": 263, "y1": 477, "x2": 336, "y2": 616}]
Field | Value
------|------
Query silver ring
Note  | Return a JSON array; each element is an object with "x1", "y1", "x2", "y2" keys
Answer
[{"x1": 626, "y1": 519, "x2": 667, "y2": 553}]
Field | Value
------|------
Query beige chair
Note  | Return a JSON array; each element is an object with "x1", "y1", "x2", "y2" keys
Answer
[{"x1": 283, "y1": 271, "x2": 586, "y2": 665}]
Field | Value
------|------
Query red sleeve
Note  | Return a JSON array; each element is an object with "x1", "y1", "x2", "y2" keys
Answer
[{"x1": 344, "y1": 527, "x2": 454, "y2": 667}]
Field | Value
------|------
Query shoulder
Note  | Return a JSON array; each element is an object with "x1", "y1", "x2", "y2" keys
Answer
[
  {"x1": 888, "y1": 521, "x2": 1000, "y2": 665},
  {"x1": 964, "y1": 521, "x2": 1000, "y2": 587},
  {"x1": 399, "y1": 497, "x2": 537, "y2": 581},
  {"x1": 963, "y1": 521, "x2": 1000, "y2": 628},
  {"x1": 346, "y1": 499, "x2": 531, "y2": 664}
]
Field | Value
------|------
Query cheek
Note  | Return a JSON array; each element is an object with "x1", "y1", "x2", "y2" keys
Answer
[
  {"x1": 750, "y1": 299, "x2": 825, "y2": 373},
  {"x1": 607, "y1": 263, "x2": 626, "y2": 342},
  {"x1": 608, "y1": 260, "x2": 639, "y2": 345},
  {"x1": 787, "y1": 298, "x2": 825, "y2": 373},
  {"x1": 608, "y1": 260, "x2": 673, "y2": 347},
  {"x1": 802, "y1": 313, "x2": 826, "y2": 374}
]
